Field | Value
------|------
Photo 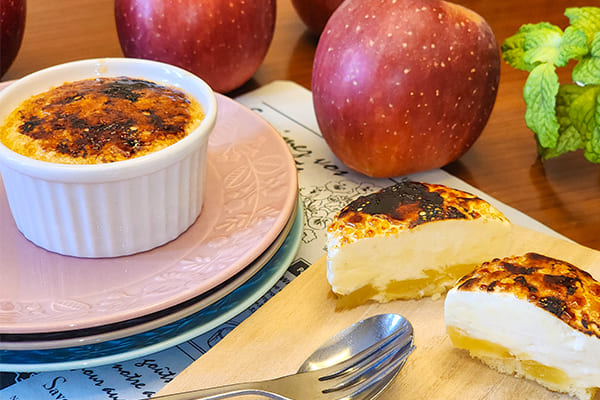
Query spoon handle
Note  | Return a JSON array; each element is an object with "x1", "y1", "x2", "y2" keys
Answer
[{"x1": 149, "y1": 380, "x2": 290, "y2": 400}]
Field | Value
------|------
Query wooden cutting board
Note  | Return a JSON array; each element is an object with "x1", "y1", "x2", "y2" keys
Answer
[{"x1": 156, "y1": 224, "x2": 600, "y2": 399}]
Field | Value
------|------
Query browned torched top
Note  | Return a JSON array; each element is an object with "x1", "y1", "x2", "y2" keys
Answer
[
  {"x1": 0, "y1": 76, "x2": 203, "y2": 164},
  {"x1": 457, "y1": 252, "x2": 600, "y2": 339},
  {"x1": 327, "y1": 181, "x2": 509, "y2": 248}
]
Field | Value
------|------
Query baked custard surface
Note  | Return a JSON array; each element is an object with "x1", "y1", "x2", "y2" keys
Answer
[{"x1": 0, "y1": 77, "x2": 204, "y2": 164}]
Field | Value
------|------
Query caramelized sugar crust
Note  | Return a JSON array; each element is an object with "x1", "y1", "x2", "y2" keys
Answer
[
  {"x1": 457, "y1": 253, "x2": 600, "y2": 339},
  {"x1": 327, "y1": 181, "x2": 509, "y2": 248},
  {"x1": 0, "y1": 77, "x2": 203, "y2": 164}
]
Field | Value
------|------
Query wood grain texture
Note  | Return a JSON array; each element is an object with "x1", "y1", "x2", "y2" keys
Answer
[
  {"x1": 156, "y1": 224, "x2": 600, "y2": 399},
  {"x1": 2, "y1": 0, "x2": 599, "y2": 250}
]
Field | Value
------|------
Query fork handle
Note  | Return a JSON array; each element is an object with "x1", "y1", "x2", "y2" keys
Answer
[{"x1": 149, "y1": 380, "x2": 290, "y2": 400}]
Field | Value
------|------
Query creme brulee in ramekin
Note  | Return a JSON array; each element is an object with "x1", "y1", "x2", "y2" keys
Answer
[{"x1": 0, "y1": 58, "x2": 217, "y2": 258}]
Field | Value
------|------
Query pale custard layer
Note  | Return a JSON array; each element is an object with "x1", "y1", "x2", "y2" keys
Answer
[{"x1": 328, "y1": 218, "x2": 512, "y2": 303}]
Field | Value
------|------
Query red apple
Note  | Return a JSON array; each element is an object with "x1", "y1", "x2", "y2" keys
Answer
[
  {"x1": 312, "y1": 0, "x2": 500, "y2": 178},
  {"x1": 0, "y1": 0, "x2": 26, "y2": 78},
  {"x1": 114, "y1": 0, "x2": 276, "y2": 93},
  {"x1": 291, "y1": 0, "x2": 343, "y2": 35}
]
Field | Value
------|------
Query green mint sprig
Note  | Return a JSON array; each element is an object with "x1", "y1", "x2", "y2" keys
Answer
[{"x1": 501, "y1": 7, "x2": 600, "y2": 162}]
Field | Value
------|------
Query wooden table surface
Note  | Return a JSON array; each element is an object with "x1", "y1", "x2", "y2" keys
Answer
[{"x1": 2, "y1": 0, "x2": 598, "y2": 250}]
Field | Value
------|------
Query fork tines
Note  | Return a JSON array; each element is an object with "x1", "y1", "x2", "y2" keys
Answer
[{"x1": 318, "y1": 317, "x2": 415, "y2": 397}]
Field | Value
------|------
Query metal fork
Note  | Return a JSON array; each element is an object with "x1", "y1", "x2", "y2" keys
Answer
[{"x1": 150, "y1": 323, "x2": 415, "y2": 400}]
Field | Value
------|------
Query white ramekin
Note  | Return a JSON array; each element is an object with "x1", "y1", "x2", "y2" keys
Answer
[{"x1": 0, "y1": 58, "x2": 217, "y2": 258}]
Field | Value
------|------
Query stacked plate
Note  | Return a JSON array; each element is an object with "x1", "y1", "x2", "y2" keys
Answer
[{"x1": 0, "y1": 93, "x2": 301, "y2": 372}]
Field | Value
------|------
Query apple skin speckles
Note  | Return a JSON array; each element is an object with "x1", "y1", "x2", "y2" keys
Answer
[
  {"x1": 115, "y1": 0, "x2": 275, "y2": 93},
  {"x1": 312, "y1": 0, "x2": 500, "y2": 178}
]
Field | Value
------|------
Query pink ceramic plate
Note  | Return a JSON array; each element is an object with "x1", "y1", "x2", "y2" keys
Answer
[{"x1": 0, "y1": 91, "x2": 297, "y2": 334}]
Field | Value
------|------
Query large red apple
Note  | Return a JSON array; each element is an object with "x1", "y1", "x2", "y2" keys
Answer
[
  {"x1": 312, "y1": 0, "x2": 500, "y2": 178},
  {"x1": 291, "y1": 0, "x2": 343, "y2": 35},
  {"x1": 0, "y1": 0, "x2": 26, "y2": 78},
  {"x1": 114, "y1": 0, "x2": 276, "y2": 93}
]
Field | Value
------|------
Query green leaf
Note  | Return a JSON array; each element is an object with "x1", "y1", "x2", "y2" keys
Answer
[
  {"x1": 539, "y1": 126, "x2": 583, "y2": 159},
  {"x1": 523, "y1": 62, "x2": 560, "y2": 148},
  {"x1": 584, "y1": 127, "x2": 600, "y2": 162},
  {"x1": 502, "y1": 23, "x2": 562, "y2": 71},
  {"x1": 539, "y1": 84, "x2": 586, "y2": 159},
  {"x1": 565, "y1": 7, "x2": 600, "y2": 46},
  {"x1": 522, "y1": 23, "x2": 563, "y2": 66},
  {"x1": 501, "y1": 25, "x2": 534, "y2": 71},
  {"x1": 583, "y1": 91, "x2": 600, "y2": 162},
  {"x1": 567, "y1": 84, "x2": 600, "y2": 142},
  {"x1": 556, "y1": 26, "x2": 588, "y2": 66},
  {"x1": 556, "y1": 83, "x2": 586, "y2": 109},
  {"x1": 572, "y1": 32, "x2": 600, "y2": 85},
  {"x1": 558, "y1": 84, "x2": 600, "y2": 162}
]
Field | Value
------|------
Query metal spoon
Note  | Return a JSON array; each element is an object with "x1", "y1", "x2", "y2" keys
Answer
[
  {"x1": 151, "y1": 313, "x2": 415, "y2": 399},
  {"x1": 297, "y1": 313, "x2": 415, "y2": 399}
]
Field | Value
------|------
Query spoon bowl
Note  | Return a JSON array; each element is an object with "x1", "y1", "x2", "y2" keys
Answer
[{"x1": 299, "y1": 313, "x2": 413, "y2": 372}]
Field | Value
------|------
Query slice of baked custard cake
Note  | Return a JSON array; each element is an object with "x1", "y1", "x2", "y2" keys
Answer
[
  {"x1": 445, "y1": 252, "x2": 600, "y2": 400},
  {"x1": 326, "y1": 181, "x2": 512, "y2": 306}
]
